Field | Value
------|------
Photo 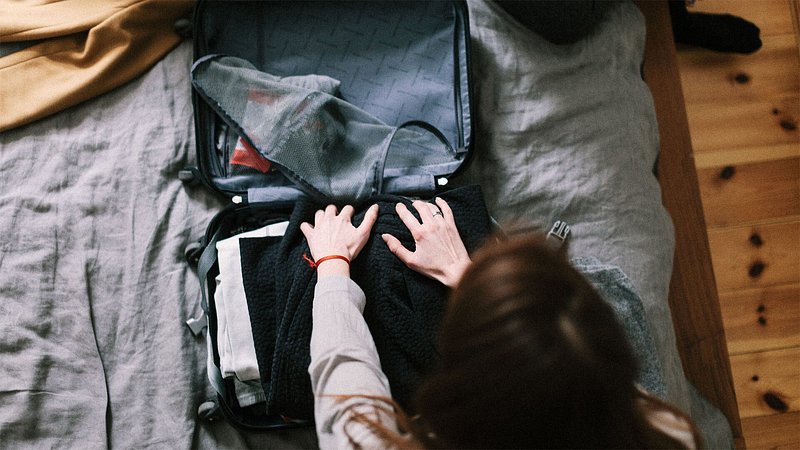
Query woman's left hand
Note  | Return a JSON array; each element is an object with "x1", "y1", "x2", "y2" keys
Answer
[
  {"x1": 300, "y1": 204, "x2": 379, "y2": 276},
  {"x1": 381, "y1": 198, "x2": 471, "y2": 288}
]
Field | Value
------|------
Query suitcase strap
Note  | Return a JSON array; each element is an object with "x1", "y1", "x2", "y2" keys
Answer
[{"x1": 182, "y1": 227, "x2": 228, "y2": 398}]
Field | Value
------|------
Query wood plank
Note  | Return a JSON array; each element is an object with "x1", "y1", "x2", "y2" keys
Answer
[
  {"x1": 686, "y1": 0, "x2": 795, "y2": 37},
  {"x1": 720, "y1": 284, "x2": 800, "y2": 355},
  {"x1": 741, "y1": 411, "x2": 800, "y2": 450},
  {"x1": 792, "y1": 1, "x2": 800, "y2": 60},
  {"x1": 685, "y1": 96, "x2": 799, "y2": 152},
  {"x1": 730, "y1": 347, "x2": 800, "y2": 419},
  {"x1": 678, "y1": 1, "x2": 798, "y2": 447},
  {"x1": 679, "y1": 34, "x2": 800, "y2": 104},
  {"x1": 697, "y1": 156, "x2": 800, "y2": 227},
  {"x1": 708, "y1": 221, "x2": 800, "y2": 292},
  {"x1": 694, "y1": 142, "x2": 799, "y2": 168},
  {"x1": 635, "y1": 2, "x2": 743, "y2": 443}
]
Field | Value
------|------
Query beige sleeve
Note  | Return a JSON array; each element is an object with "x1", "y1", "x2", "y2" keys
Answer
[{"x1": 308, "y1": 275, "x2": 398, "y2": 450}]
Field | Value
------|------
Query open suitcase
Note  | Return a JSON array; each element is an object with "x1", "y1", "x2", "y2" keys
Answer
[{"x1": 182, "y1": 0, "x2": 481, "y2": 431}]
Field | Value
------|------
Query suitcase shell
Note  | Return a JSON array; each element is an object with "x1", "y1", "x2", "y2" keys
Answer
[
  {"x1": 184, "y1": 0, "x2": 474, "y2": 430},
  {"x1": 187, "y1": 0, "x2": 473, "y2": 203}
]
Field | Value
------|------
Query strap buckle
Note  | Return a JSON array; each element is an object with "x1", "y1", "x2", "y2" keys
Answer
[
  {"x1": 546, "y1": 220, "x2": 570, "y2": 246},
  {"x1": 186, "y1": 314, "x2": 208, "y2": 336}
]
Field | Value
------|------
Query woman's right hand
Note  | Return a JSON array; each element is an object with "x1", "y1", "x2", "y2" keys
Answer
[
  {"x1": 381, "y1": 197, "x2": 471, "y2": 288},
  {"x1": 300, "y1": 204, "x2": 379, "y2": 277}
]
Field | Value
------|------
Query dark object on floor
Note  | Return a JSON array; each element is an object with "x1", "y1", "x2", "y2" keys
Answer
[{"x1": 669, "y1": 0, "x2": 762, "y2": 54}]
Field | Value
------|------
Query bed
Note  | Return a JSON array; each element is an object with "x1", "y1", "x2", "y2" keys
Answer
[{"x1": 0, "y1": 1, "x2": 742, "y2": 448}]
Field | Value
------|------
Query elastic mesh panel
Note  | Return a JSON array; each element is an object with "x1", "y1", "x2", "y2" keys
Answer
[{"x1": 193, "y1": 55, "x2": 458, "y2": 202}]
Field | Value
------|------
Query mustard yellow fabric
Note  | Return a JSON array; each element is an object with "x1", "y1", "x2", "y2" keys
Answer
[{"x1": 0, "y1": 0, "x2": 194, "y2": 132}]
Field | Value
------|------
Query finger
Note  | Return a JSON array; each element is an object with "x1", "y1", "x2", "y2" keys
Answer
[
  {"x1": 357, "y1": 204, "x2": 379, "y2": 234},
  {"x1": 382, "y1": 233, "x2": 415, "y2": 266},
  {"x1": 339, "y1": 204, "x2": 355, "y2": 220},
  {"x1": 435, "y1": 197, "x2": 457, "y2": 228},
  {"x1": 395, "y1": 203, "x2": 422, "y2": 236},
  {"x1": 325, "y1": 204, "x2": 338, "y2": 217},
  {"x1": 314, "y1": 209, "x2": 324, "y2": 225},
  {"x1": 426, "y1": 202, "x2": 444, "y2": 222},
  {"x1": 300, "y1": 222, "x2": 313, "y2": 239},
  {"x1": 412, "y1": 200, "x2": 435, "y2": 223}
]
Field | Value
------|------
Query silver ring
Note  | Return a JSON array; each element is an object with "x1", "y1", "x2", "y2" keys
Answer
[{"x1": 432, "y1": 211, "x2": 443, "y2": 218}]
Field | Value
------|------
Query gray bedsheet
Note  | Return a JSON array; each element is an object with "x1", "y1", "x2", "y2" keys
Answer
[
  {"x1": 0, "y1": 40, "x2": 317, "y2": 449},
  {"x1": 0, "y1": 1, "x2": 730, "y2": 448}
]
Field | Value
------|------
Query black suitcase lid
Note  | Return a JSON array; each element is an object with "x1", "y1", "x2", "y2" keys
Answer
[{"x1": 190, "y1": 0, "x2": 473, "y2": 204}]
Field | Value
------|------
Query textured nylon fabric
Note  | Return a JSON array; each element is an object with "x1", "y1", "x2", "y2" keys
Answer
[{"x1": 195, "y1": 1, "x2": 466, "y2": 148}]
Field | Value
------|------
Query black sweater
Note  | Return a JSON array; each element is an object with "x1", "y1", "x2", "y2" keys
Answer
[{"x1": 240, "y1": 185, "x2": 492, "y2": 419}]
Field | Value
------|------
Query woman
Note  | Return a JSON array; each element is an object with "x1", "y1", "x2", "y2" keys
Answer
[{"x1": 300, "y1": 199, "x2": 701, "y2": 449}]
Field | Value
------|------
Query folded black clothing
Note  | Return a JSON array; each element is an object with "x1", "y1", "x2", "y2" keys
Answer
[
  {"x1": 240, "y1": 184, "x2": 493, "y2": 419},
  {"x1": 241, "y1": 236, "x2": 283, "y2": 389}
]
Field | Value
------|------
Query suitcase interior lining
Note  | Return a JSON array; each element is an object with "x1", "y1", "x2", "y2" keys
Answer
[{"x1": 197, "y1": 1, "x2": 471, "y2": 199}]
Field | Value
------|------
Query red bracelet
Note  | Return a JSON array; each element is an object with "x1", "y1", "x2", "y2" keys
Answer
[{"x1": 302, "y1": 253, "x2": 350, "y2": 269}]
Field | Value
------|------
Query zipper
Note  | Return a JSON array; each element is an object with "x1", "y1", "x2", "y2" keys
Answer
[
  {"x1": 192, "y1": 0, "x2": 249, "y2": 201},
  {"x1": 451, "y1": 1, "x2": 465, "y2": 151},
  {"x1": 450, "y1": 0, "x2": 475, "y2": 178}
]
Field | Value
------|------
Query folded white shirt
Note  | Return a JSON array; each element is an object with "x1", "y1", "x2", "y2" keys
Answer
[{"x1": 215, "y1": 221, "x2": 288, "y2": 384}]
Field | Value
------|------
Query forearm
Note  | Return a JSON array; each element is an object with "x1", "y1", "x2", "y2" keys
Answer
[{"x1": 309, "y1": 275, "x2": 395, "y2": 448}]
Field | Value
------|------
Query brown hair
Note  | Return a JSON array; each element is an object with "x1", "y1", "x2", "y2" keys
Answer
[{"x1": 345, "y1": 234, "x2": 702, "y2": 449}]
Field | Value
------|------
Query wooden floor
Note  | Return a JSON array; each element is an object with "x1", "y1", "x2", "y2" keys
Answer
[{"x1": 675, "y1": 1, "x2": 800, "y2": 448}]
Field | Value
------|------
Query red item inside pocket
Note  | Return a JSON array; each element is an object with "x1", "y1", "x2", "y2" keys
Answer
[{"x1": 230, "y1": 137, "x2": 272, "y2": 173}]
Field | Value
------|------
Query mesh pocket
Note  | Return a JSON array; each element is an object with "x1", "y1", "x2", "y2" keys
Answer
[{"x1": 192, "y1": 55, "x2": 458, "y2": 202}]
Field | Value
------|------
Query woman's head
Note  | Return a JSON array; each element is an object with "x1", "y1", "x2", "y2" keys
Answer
[{"x1": 412, "y1": 235, "x2": 644, "y2": 448}]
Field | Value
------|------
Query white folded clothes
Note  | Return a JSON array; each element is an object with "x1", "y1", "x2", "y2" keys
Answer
[{"x1": 215, "y1": 221, "x2": 288, "y2": 383}]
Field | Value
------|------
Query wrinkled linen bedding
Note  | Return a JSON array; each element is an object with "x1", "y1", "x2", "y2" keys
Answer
[{"x1": 0, "y1": 0, "x2": 731, "y2": 448}]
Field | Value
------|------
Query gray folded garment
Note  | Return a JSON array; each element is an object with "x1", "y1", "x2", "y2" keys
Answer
[{"x1": 573, "y1": 257, "x2": 668, "y2": 399}]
